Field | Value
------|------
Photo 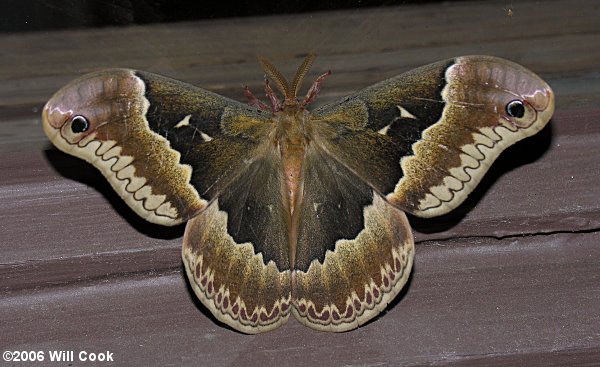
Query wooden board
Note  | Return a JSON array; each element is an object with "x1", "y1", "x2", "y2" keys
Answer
[{"x1": 1, "y1": 0, "x2": 599, "y2": 365}]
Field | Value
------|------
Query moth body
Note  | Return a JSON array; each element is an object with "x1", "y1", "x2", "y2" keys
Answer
[{"x1": 273, "y1": 107, "x2": 311, "y2": 266}]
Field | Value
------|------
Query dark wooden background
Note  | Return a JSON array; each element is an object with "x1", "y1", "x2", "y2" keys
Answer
[{"x1": 1, "y1": 0, "x2": 599, "y2": 365}]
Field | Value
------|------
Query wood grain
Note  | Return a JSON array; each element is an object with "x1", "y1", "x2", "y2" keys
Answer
[{"x1": 1, "y1": 0, "x2": 599, "y2": 365}]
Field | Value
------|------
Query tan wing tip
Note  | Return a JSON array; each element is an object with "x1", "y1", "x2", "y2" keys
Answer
[
  {"x1": 533, "y1": 81, "x2": 555, "y2": 130},
  {"x1": 458, "y1": 55, "x2": 556, "y2": 131},
  {"x1": 42, "y1": 69, "x2": 136, "y2": 146}
]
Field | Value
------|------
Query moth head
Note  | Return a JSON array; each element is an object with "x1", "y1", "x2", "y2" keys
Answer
[
  {"x1": 42, "y1": 69, "x2": 141, "y2": 153},
  {"x1": 252, "y1": 53, "x2": 331, "y2": 112}
]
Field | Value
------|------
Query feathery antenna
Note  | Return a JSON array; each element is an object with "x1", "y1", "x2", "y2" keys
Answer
[
  {"x1": 291, "y1": 52, "x2": 316, "y2": 98},
  {"x1": 259, "y1": 57, "x2": 291, "y2": 98},
  {"x1": 250, "y1": 53, "x2": 327, "y2": 111}
]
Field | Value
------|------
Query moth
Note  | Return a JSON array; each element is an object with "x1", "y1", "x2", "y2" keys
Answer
[{"x1": 42, "y1": 54, "x2": 554, "y2": 333}]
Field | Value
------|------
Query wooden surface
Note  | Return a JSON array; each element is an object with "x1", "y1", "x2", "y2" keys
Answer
[{"x1": 1, "y1": 0, "x2": 599, "y2": 365}]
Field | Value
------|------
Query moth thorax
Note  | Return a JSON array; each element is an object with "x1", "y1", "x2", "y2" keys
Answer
[{"x1": 275, "y1": 109, "x2": 310, "y2": 147}]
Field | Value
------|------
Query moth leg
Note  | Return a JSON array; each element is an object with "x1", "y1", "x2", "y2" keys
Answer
[
  {"x1": 244, "y1": 85, "x2": 271, "y2": 111},
  {"x1": 264, "y1": 79, "x2": 283, "y2": 112},
  {"x1": 301, "y1": 70, "x2": 331, "y2": 107}
]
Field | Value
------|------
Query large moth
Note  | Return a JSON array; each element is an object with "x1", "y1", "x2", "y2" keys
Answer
[{"x1": 42, "y1": 54, "x2": 554, "y2": 333}]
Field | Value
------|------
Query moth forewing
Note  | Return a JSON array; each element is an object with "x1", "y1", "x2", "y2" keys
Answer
[{"x1": 315, "y1": 55, "x2": 554, "y2": 218}]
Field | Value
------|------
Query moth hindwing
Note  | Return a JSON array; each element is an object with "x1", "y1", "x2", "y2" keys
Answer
[{"x1": 42, "y1": 54, "x2": 554, "y2": 333}]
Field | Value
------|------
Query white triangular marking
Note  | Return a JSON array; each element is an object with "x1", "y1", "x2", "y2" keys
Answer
[
  {"x1": 200, "y1": 132, "x2": 213, "y2": 142},
  {"x1": 397, "y1": 105, "x2": 417, "y2": 119},
  {"x1": 377, "y1": 105, "x2": 417, "y2": 135},
  {"x1": 378, "y1": 124, "x2": 392, "y2": 135},
  {"x1": 175, "y1": 114, "x2": 192, "y2": 128}
]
